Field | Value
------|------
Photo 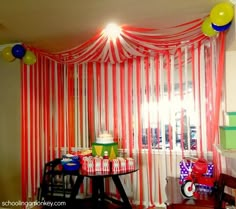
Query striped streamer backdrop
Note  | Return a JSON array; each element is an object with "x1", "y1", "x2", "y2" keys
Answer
[{"x1": 21, "y1": 32, "x2": 225, "y2": 207}]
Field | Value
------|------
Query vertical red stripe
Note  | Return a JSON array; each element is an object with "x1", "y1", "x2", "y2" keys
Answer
[
  {"x1": 128, "y1": 60, "x2": 133, "y2": 156},
  {"x1": 21, "y1": 61, "x2": 27, "y2": 204},
  {"x1": 120, "y1": 62, "x2": 126, "y2": 148},
  {"x1": 38, "y1": 56, "x2": 43, "y2": 179},
  {"x1": 191, "y1": 45, "x2": 196, "y2": 107},
  {"x1": 60, "y1": 64, "x2": 65, "y2": 150},
  {"x1": 177, "y1": 48, "x2": 185, "y2": 158},
  {"x1": 68, "y1": 64, "x2": 75, "y2": 152},
  {"x1": 43, "y1": 60, "x2": 47, "y2": 161},
  {"x1": 79, "y1": 64, "x2": 84, "y2": 145},
  {"x1": 104, "y1": 62, "x2": 111, "y2": 194},
  {"x1": 46, "y1": 60, "x2": 50, "y2": 161},
  {"x1": 166, "y1": 52, "x2": 173, "y2": 178},
  {"x1": 25, "y1": 63, "x2": 28, "y2": 200},
  {"x1": 154, "y1": 55, "x2": 162, "y2": 203},
  {"x1": 136, "y1": 57, "x2": 143, "y2": 205},
  {"x1": 213, "y1": 32, "x2": 226, "y2": 176},
  {"x1": 51, "y1": 61, "x2": 56, "y2": 159},
  {"x1": 77, "y1": 64, "x2": 85, "y2": 193},
  {"x1": 57, "y1": 63, "x2": 63, "y2": 156},
  {"x1": 145, "y1": 57, "x2": 154, "y2": 206},
  {"x1": 145, "y1": 57, "x2": 151, "y2": 148},
  {"x1": 155, "y1": 55, "x2": 161, "y2": 149},
  {"x1": 29, "y1": 65, "x2": 36, "y2": 198},
  {"x1": 32, "y1": 64, "x2": 37, "y2": 197},
  {"x1": 166, "y1": 53, "x2": 173, "y2": 150},
  {"x1": 47, "y1": 61, "x2": 51, "y2": 161},
  {"x1": 42, "y1": 61, "x2": 46, "y2": 161},
  {"x1": 96, "y1": 63, "x2": 101, "y2": 132},
  {"x1": 205, "y1": 47, "x2": 212, "y2": 151},
  {"x1": 112, "y1": 64, "x2": 118, "y2": 142},
  {"x1": 87, "y1": 63, "x2": 95, "y2": 145},
  {"x1": 34, "y1": 59, "x2": 39, "y2": 190},
  {"x1": 104, "y1": 63, "x2": 109, "y2": 130}
]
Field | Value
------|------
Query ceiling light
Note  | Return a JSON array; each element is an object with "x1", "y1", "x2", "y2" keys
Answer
[{"x1": 103, "y1": 23, "x2": 121, "y2": 41}]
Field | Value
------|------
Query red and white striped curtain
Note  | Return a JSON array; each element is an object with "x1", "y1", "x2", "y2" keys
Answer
[{"x1": 21, "y1": 28, "x2": 226, "y2": 207}]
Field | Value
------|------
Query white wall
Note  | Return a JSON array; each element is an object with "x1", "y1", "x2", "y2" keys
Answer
[
  {"x1": 225, "y1": 50, "x2": 236, "y2": 112},
  {"x1": 0, "y1": 57, "x2": 21, "y2": 204}
]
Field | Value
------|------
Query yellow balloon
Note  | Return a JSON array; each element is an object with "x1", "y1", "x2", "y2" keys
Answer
[
  {"x1": 1, "y1": 46, "x2": 15, "y2": 62},
  {"x1": 210, "y1": 2, "x2": 234, "y2": 26},
  {"x1": 201, "y1": 17, "x2": 218, "y2": 37},
  {"x1": 23, "y1": 50, "x2": 36, "y2": 65}
]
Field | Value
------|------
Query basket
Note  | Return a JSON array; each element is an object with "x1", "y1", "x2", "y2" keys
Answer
[{"x1": 63, "y1": 162, "x2": 80, "y2": 171}]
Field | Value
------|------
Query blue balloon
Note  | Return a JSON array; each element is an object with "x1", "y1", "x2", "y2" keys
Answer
[
  {"x1": 12, "y1": 44, "x2": 26, "y2": 59},
  {"x1": 212, "y1": 21, "x2": 232, "y2": 32}
]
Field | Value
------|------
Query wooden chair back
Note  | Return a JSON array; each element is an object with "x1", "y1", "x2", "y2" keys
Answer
[{"x1": 215, "y1": 173, "x2": 236, "y2": 209}]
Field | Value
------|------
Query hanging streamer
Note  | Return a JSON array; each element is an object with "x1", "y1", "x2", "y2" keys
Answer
[{"x1": 20, "y1": 24, "x2": 226, "y2": 207}]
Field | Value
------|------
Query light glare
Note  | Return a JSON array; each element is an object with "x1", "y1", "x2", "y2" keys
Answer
[{"x1": 103, "y1": 23, "x2": 121, "y2": 40}]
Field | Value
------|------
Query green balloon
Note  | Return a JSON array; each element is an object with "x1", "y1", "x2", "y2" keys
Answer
[
  {"x1": 201, "y1": 17, "x2": 218, "y2": 37},
  {"x1": 23, "y1": 51, "x2": 36, "y2": 65}
]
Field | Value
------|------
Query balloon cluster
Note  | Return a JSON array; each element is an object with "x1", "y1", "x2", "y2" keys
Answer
[
  {"x1": 202, "y1": 2, "x2": 234, "y2": 37},
  {"x1": 1, "y1": 44, "x2": 36, "y2": 65}
]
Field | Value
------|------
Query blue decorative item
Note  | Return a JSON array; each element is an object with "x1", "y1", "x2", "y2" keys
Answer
[
  {"x1": 12, "y1": 44, "x2": 26, "y2": 59},
  {"x1": 62, "y1": 154, "x2": 78, "y2": 161},
  {"x1": 212, "y1": 21, "x2": 232, "y2": 32},
  {"x1": 61, "y1": 155, "x2": 80, "y2": 171},
  {"x1": 63, "y1": 162, "x2": 80, "y2": 171},
  {"x1": 61, "y1": 158, "x2": 73, "y2": 165}
]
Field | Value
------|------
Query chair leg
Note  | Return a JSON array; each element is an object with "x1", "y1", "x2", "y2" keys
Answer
[
  {"x1": 37, "y1": 187, "x2": 42, "y2": 201},
  {"x1": 63, "y1": 175, "x2": 66, "y2": 199}
]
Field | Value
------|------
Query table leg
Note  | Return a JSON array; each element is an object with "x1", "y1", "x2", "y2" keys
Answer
[
  {"x1": 112, "y1": 175, "x2": 132, "y2": 209},
  {"x1": 92, "y1": 177, "x2": 99, "y2": 200},
  {"x1": 92, "y1": 177, "x2": 105, "y2": 207},
  {"x1": 99, "y1": 177, "x2": 105, "y2": 199},
  {"x1": 70, "y1": 175, "x2": 84, "y2": 200}
]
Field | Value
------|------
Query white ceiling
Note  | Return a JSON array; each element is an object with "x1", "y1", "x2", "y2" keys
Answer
[{"x1": 0, "y1": 0, "x2": 229, "y2": 52}]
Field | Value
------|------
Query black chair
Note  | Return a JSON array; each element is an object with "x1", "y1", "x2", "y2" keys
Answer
[
  {"x1": 215, "y1": 173, "x2": 236, "y2": 209},
  {"x1": 38, "y1": 158, "x2": 76, "y2": 201}
]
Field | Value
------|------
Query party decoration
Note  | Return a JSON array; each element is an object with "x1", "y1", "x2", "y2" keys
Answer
[
  {"x1": 210, "y1": 2, "x2": 234, "y2": 26},
  {"x1": 201, "y1": 17, "x2": 218, "y2": 37},
  {"x1": 12, "y1": 44, "x2": 26, "y2": 59},
  {"x1": 212, "y1": 21, "x2": 232, "y2": 32},
  {"x1": 1, "y1": 46, "x2": 15, "y2": 62},
  {"x1": 23, "y1": 50, "x2": 36, "y2": 65}
]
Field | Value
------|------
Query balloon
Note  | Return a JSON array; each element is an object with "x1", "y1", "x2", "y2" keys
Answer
[
  {"x1": 23, "y1": 50, "x2": 36, "y2": 65},
  {"x1": 210, "y1": 2, "x2": 234, "y2": 26},
  {"x1": 1, "y1": 46, "x2": 15, "y2": 62},
  {"x1": 201, "y1": 17, "x2": 218, "y2": 37},
  {"x1": 212, "y1": 21, "x2": 232, "y2": 32},
  {"x1": 12, "y1": 44, "x2": 26, "y2": 59}
]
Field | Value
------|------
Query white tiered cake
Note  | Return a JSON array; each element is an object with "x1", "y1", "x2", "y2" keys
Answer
[
  {"x1": 92, "y1": 131, "x2": 118, "y2": 159},
  {"x1": 96, "y1": 131, "x2": 114, "y2": 144}
]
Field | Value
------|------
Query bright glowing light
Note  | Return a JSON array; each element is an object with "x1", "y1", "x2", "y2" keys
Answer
[
  {"x1": 230, "y1": 0, "x2": 236, "y2": 5},
  {"x1": 103, "y1": 23, "x2": 121, "y2": 41}
]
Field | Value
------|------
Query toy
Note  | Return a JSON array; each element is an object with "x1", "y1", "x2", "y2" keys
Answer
[{"x1": 180, "y1": 157, "x2": 216, "y2": 199}]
